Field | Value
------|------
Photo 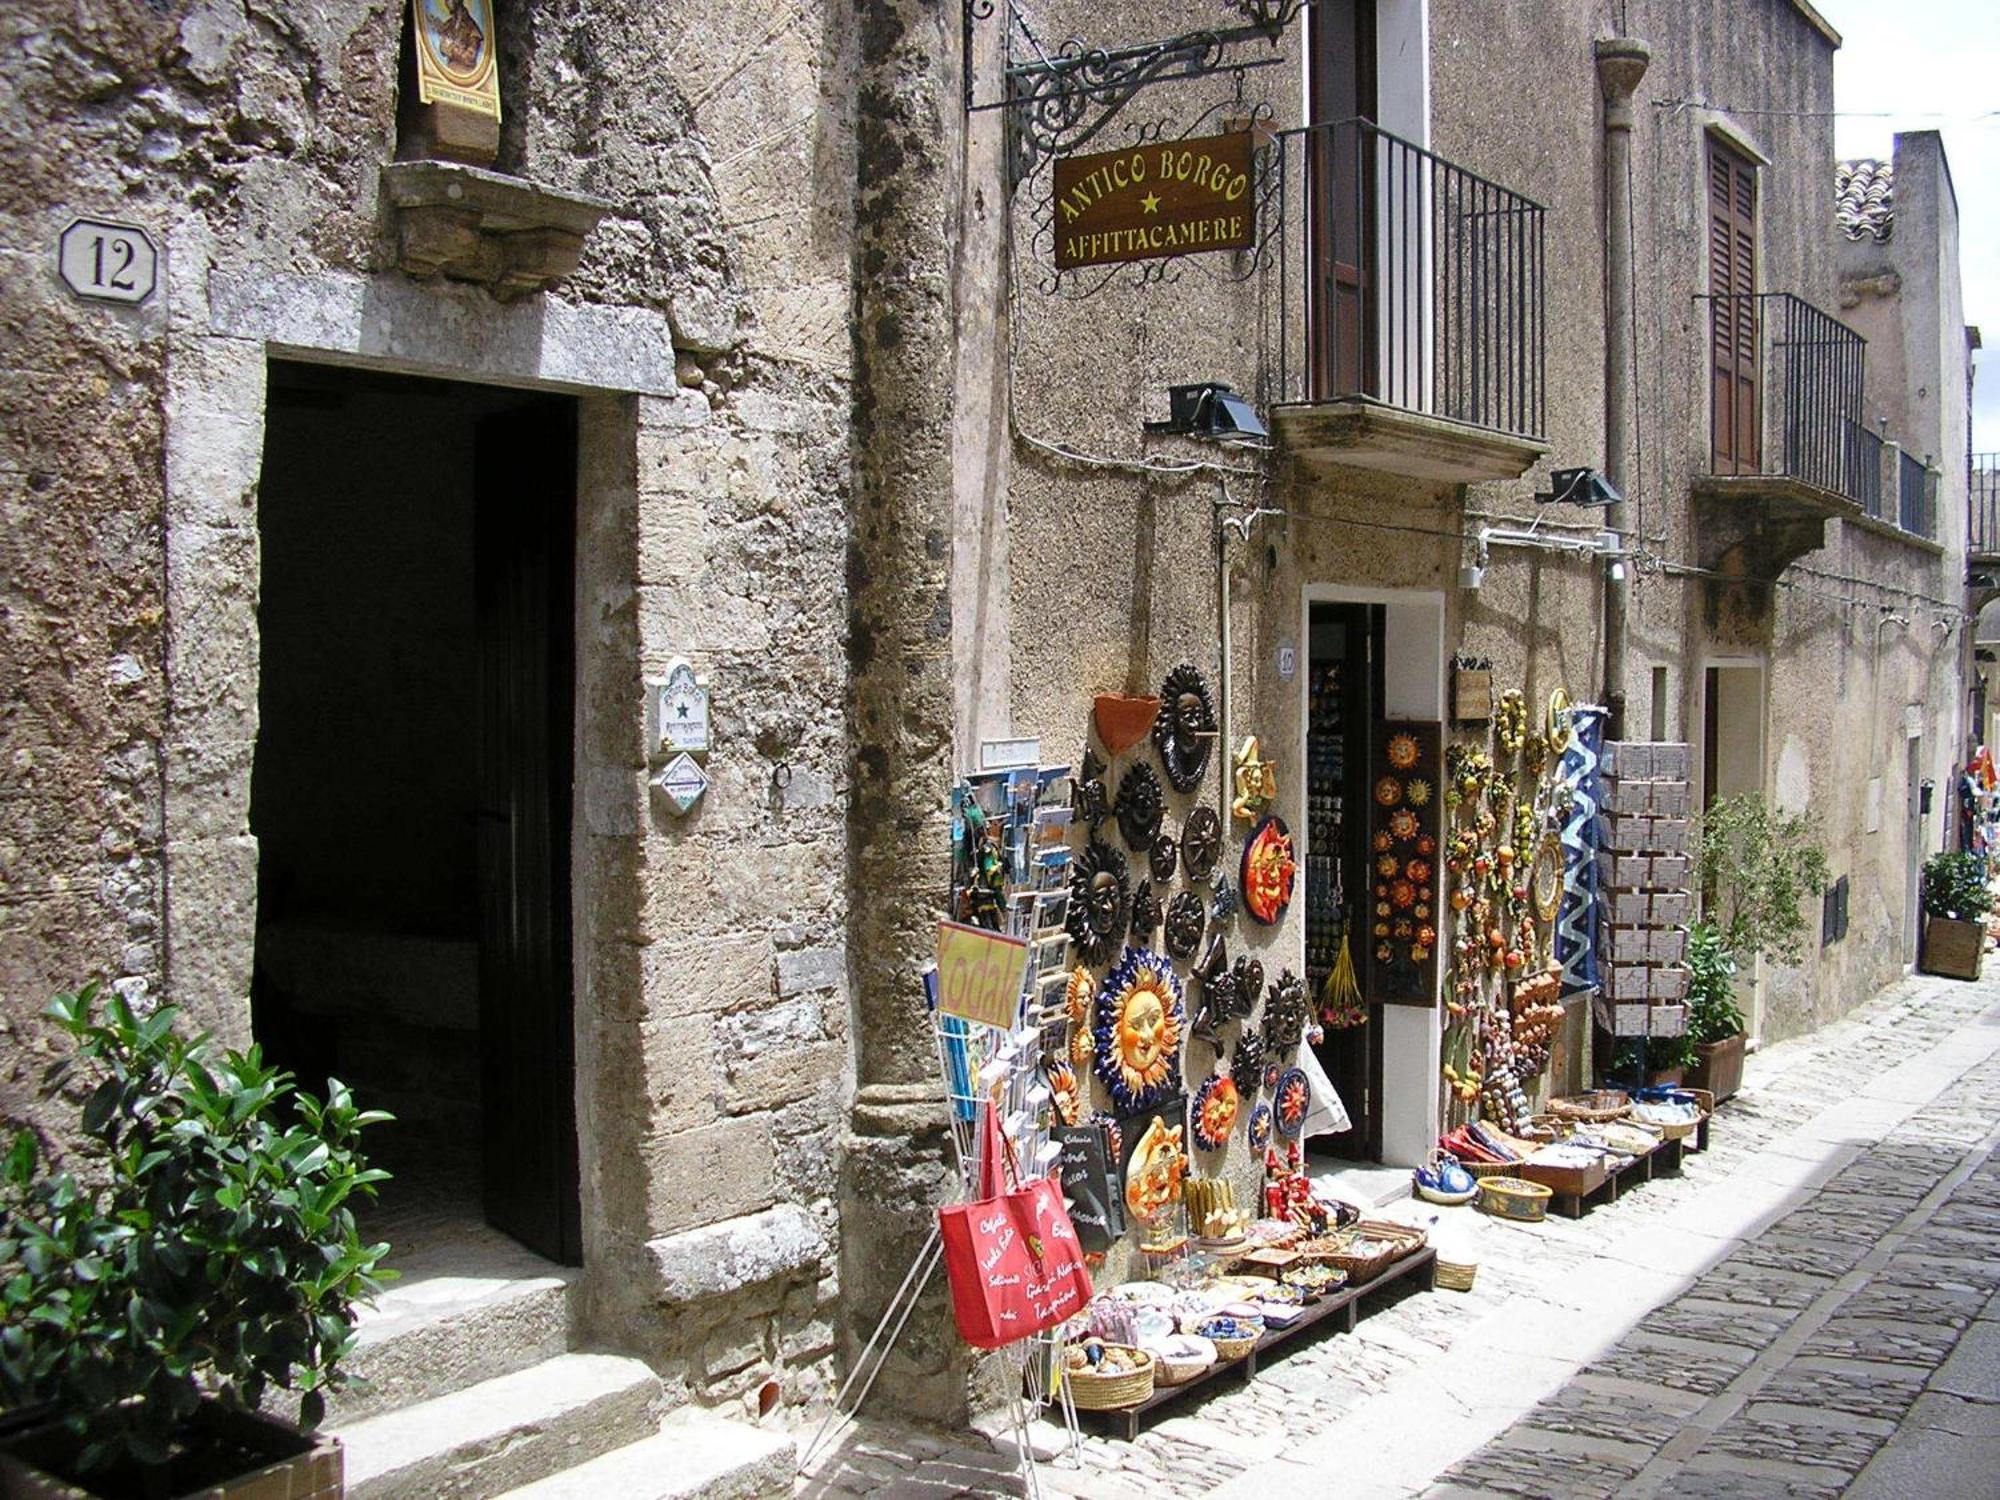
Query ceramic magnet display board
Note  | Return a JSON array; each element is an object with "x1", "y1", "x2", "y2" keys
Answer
[{"x1": 1366, "y1": 720, "x2": 1442, "y2": 1007}]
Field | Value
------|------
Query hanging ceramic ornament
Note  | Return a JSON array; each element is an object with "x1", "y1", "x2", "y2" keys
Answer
[
  {"x1": 1154, "y1": 662, "x2": 1219, "y2": 792},
  {"x1": 1230, "y1": 1031, "x2": 1265, "y2": 1097},
  {"x1": 1262, "y1": 969, "x2": 1309, "y2": 1056},
  {"x1": 1231, "y1": 736, "x2": 1277, "y2": 823},
  {"x1": 1070, "y1": 747, "x2": 1110, "y2": 830},
  {"x1": 1115, "y1": 762, "x2": 1165, "y2": 850},
  {"x1": 1148, "y1": 832, "x2": 1179, "y2": 883},
  {"x1": 1091, "y1": 948, "x2": 1186, "y2": 1114},
  {"x1": 1065, "y1": 839, "x2": 1131, "y2": 967},
  {"x1": 1066, "y1": 966, "x2": 1096, "y2": 1066},
  {"x1": 1191, "y1": 1072, "x2": 1241, "y2": 1151},
  {"x1": 1274, "y1": 1066, "x2": 1310, "y2": 1140},
  {"x1": 1164, "y1": 890, "x2": 1206, "y2": 962},
  {"x1": 1247, "y1": 1101, "x2": 1274, "y2": 1150},
  {"x1": 1228, "y1": 956, "x2": 1264, "y2": 1022},
  {"x1": 1181, "y1": 806, "x2": 1223, "y2": 881},
  {"x1": 1130, "y1": 879, "x2": 1163, "y2": 944},
  {"x1": 1210, "y1": 870, "x2": 1237, "y2": 923},
  {"x1": 1240, "y1": 815, "x2": 1297, "y2": 925}
]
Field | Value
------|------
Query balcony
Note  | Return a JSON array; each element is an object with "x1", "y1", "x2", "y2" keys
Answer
[
  {"x1": 1269, "y1": 120, "x2": 1548, "y2": 484},
  {"x1": 1691, "y1": 292, "x2": 1872, "y2": 577},
  {"x1": 1971, "y1": 454, "x2": 2000, "y2": 562}
]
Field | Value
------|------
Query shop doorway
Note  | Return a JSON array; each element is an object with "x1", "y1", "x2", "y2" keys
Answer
[
  {"x1": 1305, "y1": 601, "x2": 1385, "y2": 1160},
  {"x1": 249, "y1": 361, "x2": 581, "y2": 1265}
]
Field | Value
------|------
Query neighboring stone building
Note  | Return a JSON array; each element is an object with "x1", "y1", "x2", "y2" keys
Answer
[{"x1": 0, "y1": 0, "x2": 1983, "y2": 1489}]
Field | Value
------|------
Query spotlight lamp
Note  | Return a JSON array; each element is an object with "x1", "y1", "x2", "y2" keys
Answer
[
  {"x1": 1147, "y1": 382, "x2": 1270, "y2": 441},
  {"x1": 1536, "y1": 467, "x2": 1622, "y2": 507}
]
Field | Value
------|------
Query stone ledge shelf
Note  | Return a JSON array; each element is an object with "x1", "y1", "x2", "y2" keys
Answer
[
  {"x1": 1274, "y1": 398, "x2": 1548, "y2": 484},
  {"x1": 383, "y1": 160, "x2": 613, "y2": 302},
  {"x1": 646, "y1": 1205, "x2": 828, "y2": 1306}
]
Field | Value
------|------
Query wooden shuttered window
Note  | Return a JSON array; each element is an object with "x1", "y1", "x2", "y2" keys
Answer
[{"x1": 1708, "y1": 138, "x2": 1759, "y2": 474}]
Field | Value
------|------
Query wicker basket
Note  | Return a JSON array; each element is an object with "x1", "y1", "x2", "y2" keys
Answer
[
  {"x1": 1547, "y1": 1090, "x2": 1631, "y2": 1123},
  {"x1": 1434, "y1": 1256, "x2": 1478, "y2": 1292},
  {"x1": 1146, "y1": 1336, "x2": 1217, "y2": 1386},
  {"x1": 1308, "y1": 1221, "x2": 1427, "y2": 1284},
  {"x1": 1196, "y1": 1320, "x2": 1263, "y2": 1361},
  {"x1": 1065, "y1": 1347, "x2": 1156, "y2": 1409},
  {"x1": 1460, "y1": 1158, "x2": 1525, "y2": 1179},
  {"x1": 1476, "y1": 1176, "x2": 1554, "y2": 1222}
]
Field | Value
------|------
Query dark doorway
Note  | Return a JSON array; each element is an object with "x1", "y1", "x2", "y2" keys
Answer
[
  {"x1": 1305, "y1": 601, "x2": 1384, "y2": 1160},
  {"x1": 250, "y1": 361, "x2": 581, "y2": 1265}
]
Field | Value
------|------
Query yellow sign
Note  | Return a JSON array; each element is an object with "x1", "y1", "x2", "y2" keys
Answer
[
  {"x1": 936, "y1": 920, "x2": 1031, "y2": 1030},
  {"x1": 1053, "y1": 132, "x2": 1256, "y2": 270},
  {"x1": 413, "y1": 0, "x2": 501, "y2": 121}
]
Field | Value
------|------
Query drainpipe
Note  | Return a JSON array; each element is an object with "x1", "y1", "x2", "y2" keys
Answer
[{"x1": 1595, "y1": 36, "x2": 1650, "y2": 739}]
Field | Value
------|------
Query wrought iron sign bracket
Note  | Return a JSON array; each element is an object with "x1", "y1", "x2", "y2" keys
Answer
[{"x1": 968, "y1": 3, "x2": 1302, "y2": 187}]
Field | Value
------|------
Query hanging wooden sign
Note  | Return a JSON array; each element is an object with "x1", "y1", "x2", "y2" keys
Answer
[{"x1": 1053, "y1": 132, "x2": 1256, "y2": 270}]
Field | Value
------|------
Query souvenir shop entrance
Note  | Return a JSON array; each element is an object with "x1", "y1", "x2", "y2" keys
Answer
[{"x1": 1305, "y1": 601, "x2": 1385, "y2": 1161}]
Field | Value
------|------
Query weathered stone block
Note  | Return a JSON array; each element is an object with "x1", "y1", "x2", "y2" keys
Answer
[
  {"x1": 775, "y1": 945, "x2": 843, "y2": 997},
  {"x1": 723, "y1": 1040, "x2": 842, "y2": 1114},
  {"x1": 646, "y1": 1203, "x2": 827, "y2": 1305},
  {"x1": 645, "y1": 1115, "x2": 778, "y2": 1236}
]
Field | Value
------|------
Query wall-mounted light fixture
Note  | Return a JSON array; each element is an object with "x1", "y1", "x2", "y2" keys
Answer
[
  {"x1": 1148, "y1": 382, "x2": 1269, "y2": 441},
  {"x1": 1536, "y1": 467, "x2": 1622, "y2": 507}
]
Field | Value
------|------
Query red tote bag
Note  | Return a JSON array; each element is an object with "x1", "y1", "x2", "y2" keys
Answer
[{"x1": 938, "y1": 1105, "x2": 1093, "y2": 1350}]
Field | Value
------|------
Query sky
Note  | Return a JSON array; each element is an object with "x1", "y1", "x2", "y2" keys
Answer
[{"x1": 1823, "y1": 0, "x2": 2000, "y2": 451}]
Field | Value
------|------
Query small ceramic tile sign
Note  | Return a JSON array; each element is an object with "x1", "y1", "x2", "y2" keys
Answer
[
  {"x1": 651, "y1": 752, "x2": 709, "y2": 816},
  {"x1": 647, "y1": 658, "x2": 710, "y2": 761},
  {"x1": 58, "y1": 218, "x2": 158, "y2": 305}
]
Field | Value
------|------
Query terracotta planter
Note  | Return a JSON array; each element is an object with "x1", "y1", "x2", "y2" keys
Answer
[
  {"x1": 1687, "y1": 1032, "x2": 1745, "y2": 1103},
  {"x1": 1092, "y1": 693, "x2": 1160, "y2": 754},
  {"x1": 0, "y1": 1405, "x2": 341, "y2": 1499},
  {"x1": 1921, "y1": 914, "x2": 1983, "y2": 981}
]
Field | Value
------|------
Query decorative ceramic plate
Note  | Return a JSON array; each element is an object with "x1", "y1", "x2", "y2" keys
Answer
[
  {"x1": 1388, "y1": 808, "x2": 1419, "y2": 841},
  {"x1": 1192, "y1": 1073, "x2": 1241, "y2": 1152},
  {"x1": 1247, "y1": 1101, "x2": 1274, "y2": 1150},
  {"x1": 1406, "y1": 858, "x2": 1432, "y2": 886},
  {"x1": 1274, "y1": 1067, "x2": 1309, "y2": 1139},
  {"x1": 1240, "y1": 815, "x2": 1296, "y2": 925},
  {"x1": 1406, "y1": 777, "x2": 1433, "y2": 808},
  {"x1": 1386, "y1": 733, "x2": 1420, "y2": 770},
  {"x1": 1374, "y1": 776, "x2": 1403, "y2": 807}
]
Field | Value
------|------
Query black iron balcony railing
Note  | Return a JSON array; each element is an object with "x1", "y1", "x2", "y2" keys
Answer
[
  {"x1": 1972, "y1": 454, "x2": 2000, "y2": 555},
  {"x1": 1849, "y1": 423, "x2": 1885, "y2": 521},
  {"x1": 1898, "y1": 449, "x2": 1935, "y2": 539},
  {"x1": 1698, "y1": 291, "x2": 1866, "y2": 500},
  {"x1": 1273, "y1": 118, "x2": 1547, "y2": 442}
]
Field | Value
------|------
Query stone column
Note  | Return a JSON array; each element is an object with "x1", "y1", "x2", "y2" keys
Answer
[
  {"x1": 1595, "y1": 36, "x2": 1649, "y2": 739},
  {"x1": 838, "y1": 0, "x2": 973, "y2": 1423}
]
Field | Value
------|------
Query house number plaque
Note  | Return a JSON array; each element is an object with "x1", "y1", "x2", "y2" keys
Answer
[{"x1": 57, "y1": 218, "x2": 159, "y2": 306}]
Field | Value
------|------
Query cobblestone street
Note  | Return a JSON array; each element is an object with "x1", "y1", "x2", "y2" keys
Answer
[{"x1": 800, "y1": 969, "x2": 2000, "y2": 1498}]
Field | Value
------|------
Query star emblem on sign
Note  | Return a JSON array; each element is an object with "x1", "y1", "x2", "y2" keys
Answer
[{"x1": 1140, "y1": 192, "x2": 1160, "y2": 214}]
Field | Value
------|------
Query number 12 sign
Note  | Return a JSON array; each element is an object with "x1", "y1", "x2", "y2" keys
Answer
[{"x1": 58, "y1": 218, "x2": 159, "y2": 306}]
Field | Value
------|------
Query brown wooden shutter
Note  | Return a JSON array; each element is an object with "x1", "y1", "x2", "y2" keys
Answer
[{"x1": 1707, "y1": 139, "x2": 1759, "y2": 474}]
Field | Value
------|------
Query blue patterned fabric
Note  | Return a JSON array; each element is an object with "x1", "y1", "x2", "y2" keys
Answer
[{"x1": 1556, "y1": 704, "x2": 1607, "y2": 998}]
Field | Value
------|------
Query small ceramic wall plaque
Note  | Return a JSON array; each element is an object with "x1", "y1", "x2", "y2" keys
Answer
[
  {"x1": 652, "y1": 752, "x2": 710, "y2": 816},
  {"x1": 648, "y1": 659, "x2": 710, "y2": 761}
]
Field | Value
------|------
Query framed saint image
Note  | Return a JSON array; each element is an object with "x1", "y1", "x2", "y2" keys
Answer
[{"x1": 414, "y1": 0, "x2": 501, "y2": 119}]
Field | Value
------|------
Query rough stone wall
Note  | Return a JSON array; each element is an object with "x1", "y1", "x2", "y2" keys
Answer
[{"x1": 1, "y1": 0, "x2": 859, "y2": 1418}]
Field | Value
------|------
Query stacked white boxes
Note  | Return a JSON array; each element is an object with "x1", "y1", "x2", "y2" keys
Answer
[{"x1": 1593, "y1": 741, "x2": 1694, "y2": 1036}]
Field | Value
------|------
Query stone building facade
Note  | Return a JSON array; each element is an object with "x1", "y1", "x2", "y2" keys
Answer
[{"x1": 0, "y1": 0, "x2": 1982, "y2": 1483}]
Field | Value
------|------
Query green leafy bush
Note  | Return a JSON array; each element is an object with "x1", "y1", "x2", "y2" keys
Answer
[
  {"x1": 1684, "y1": 921, "x2": 1746, "y2": 1046},
  {"x1": 0, "y1": 983, "x2": 393, "y2": 1482},
  {"x1": 1690, "y1": 794, "x2": 1830, "y2": 967},
  {"x1": 1921, "y1": 851, "x2": 1993, "y2": 922}
]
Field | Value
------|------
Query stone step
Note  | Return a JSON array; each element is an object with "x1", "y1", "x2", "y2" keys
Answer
[
  {"x1": 329, "y1": 1225, "x2": 578, "y2": 1423},
  {"x1": 491, "y1": 1409, "x2": 796, "y2": 1500},
  {"x1": 336, "y1": 1351, "x2": 661, "y2": 1500}
]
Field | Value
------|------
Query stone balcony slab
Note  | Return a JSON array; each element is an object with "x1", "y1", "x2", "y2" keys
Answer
[{"x1": 382, "y1": 160, "x2": 613, "y2": 302}]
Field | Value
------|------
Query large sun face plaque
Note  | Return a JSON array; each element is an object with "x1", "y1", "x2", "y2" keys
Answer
[
  {"x1": 1091, "y1": 947, "x2": 1186, "y2": 1114},
  {"x1": 1240, "y1": 815, "x2": 1296, "y2": 925},
  {"x1": 1065, "y1": 838, "x2": 1131, "y2": 967},
  {"x1": 1154, "y1": 663, "x2": 1219, "y2": 793}
]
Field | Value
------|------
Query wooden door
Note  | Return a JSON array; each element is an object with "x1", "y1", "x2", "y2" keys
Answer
[
  {"x1": 474, "y1": 400, "x2": 582, "y2": 1265},
  {"x1": 1708, "y1": 139, "x2": 1759, "y2": 474},
  {"x1": 1308, "y1": 0, "x2": 1377, "y2": 400}
]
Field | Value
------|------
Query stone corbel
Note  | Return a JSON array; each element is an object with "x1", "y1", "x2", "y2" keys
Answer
[{"x1": 382, "y1": 161, "x2": 613, "y2": 302}]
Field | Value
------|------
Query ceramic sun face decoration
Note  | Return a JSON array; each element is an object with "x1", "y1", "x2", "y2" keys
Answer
[
  {"x1": 1124, "y1": 1113, "x2": 1187, "y2": 1224},
  {"x1": 1070, "y1": 747, "x2": 1109, "y2": 830},
  {"x1": 1130, "y1": 879, "x2": 1162, "y2": 943},
  {"x1": 1231, "y1": 735, "x2": 1277, "y2": 823},
  {"x1": 1191, "y1": 1073, "x2": 1240, "y2": 1152},
  {"x1": 1230, "y1": 1030, "x2": 1265, "y2": 1097},
  {"x1": 1240, "y1": 816, "x2": 1297, "y2": 926},
  {"x1": 1274, "y1": 1066, "x2": 1310, "y2": 1140},
  {"x1": 1181, "y1": 805, "x2": 1223, "y2": 881},
  {"x1": 1154, "y1": 662, "x2": 1218, "y2": 793},
  {"x1": 1247, "y1": 1101, "x2": 1273, "y2": 1150},
  {"x1": 1115, "y1": 762, "x2": 1165, "y2": 850},
  {"x1": 1065, "y1": 839, "x2": 1131, "y2": 967},
  {"x1": 1262, "y1": 969, "x2": 1308, "y2": 1055},
  {"x1": 1092, "y1": 948, "x2": 1185, "y2": 1113}
]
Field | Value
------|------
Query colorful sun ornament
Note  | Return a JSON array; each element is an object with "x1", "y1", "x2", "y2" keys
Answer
[
  {"x1": 1047, "y1": 1060, "x2": 1085, "y2": 1126},
  {"x1": 1386, "y1": 733, "x2": 1421, "y2": 770},
  {"x1": 1377, "y1": 853, "x2": 1400, "y2": 878},
  {"x1": 1390, "y1": 880, "x2": 1416, "y2": 910},
  {"x1": 1274, "y1": 1066, "x2": 1310, "y2": 1139},
  {"x1": 1065, "y1": 966, "x2": 1094, "y2": 1065},
  {"x1": 1406, "y1": 858, "x2": 1432, "y2": 886},
  {"x1": 1091, "y1": 948, "x2": 1186, "y2": 1113},
  {"x1": 1124, "y1": 1113, "x2": 1187, "y2": 1223},
  {"x1": 1388, "y1": 808, "x2": 1419, "y2": 842},
  {"x1": 1247, "y1": 1101, "x2": 1274, "y2": 1150},
  {"x1": 1372, "y1": 830, "x2": 1393, "y2": 854},
  {"x1": 1192, "y1": 1073, "x2": 1241, "y2": 1151},
  {"x1": 1374, "y1": 776, "x2": 1403, "y2": 807},
  {"x1": 1405, "y1": 776, "x2": 1433, "y2": 808},
  {"x1": 1240, "y1": 815, "x2": 1297, "y2": 925}
]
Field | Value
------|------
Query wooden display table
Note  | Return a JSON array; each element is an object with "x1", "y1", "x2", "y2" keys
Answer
[{"x1": 1081, "y1": 1247, "x2": 1438, "y2": 1441}]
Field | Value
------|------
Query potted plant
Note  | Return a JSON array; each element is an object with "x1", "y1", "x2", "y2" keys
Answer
[
  {"x1": 1690, "y1": 794, "x2": 1830, "y2": 971},
  {"x1": 0, "y1": 983, "x2": 392, "y2": 1498},
  {"x1": 1920, "y1": 850, "x2": 1992, "y2": 980},
  {"x1": 1683, "y1": 921, "x2": 1747, "y2": 1102}
]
